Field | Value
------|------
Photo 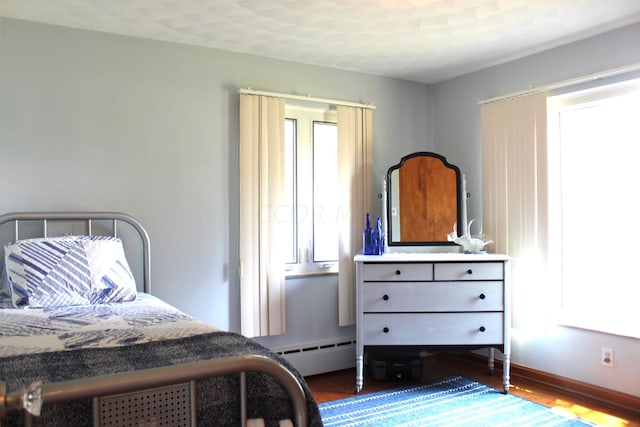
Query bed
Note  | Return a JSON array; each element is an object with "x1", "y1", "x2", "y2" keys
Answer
[{"x1": 0, "y1": 212, "x2": 322, "y2": 427}]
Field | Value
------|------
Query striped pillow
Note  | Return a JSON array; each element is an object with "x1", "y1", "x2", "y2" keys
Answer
[{"x1": 4, "y1": 236, "x2": 136, "y2": 308}]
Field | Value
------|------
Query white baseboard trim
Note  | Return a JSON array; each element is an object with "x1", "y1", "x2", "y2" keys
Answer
[{"x1": 273, "y1": 338, "x2": 356, "y2": 377}]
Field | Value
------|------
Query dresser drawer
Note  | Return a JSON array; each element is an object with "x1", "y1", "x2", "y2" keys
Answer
[
  {"x1": 362, "y1": 263, "x2": 433, "y2": 281},
  {"x1": 362, "y1": 313, "x2": 504, "y2": 346},
  {"x1": 434, "y1": 262, "x2": 503, "y2": 281},
  {"x1": 362, "y1": 281, "x2": 504, "y2": 312}
]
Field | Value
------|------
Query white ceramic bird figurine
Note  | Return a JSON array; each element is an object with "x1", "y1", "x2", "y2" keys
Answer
[{"x1": 448, "y1": 219, "x2": 493, "y2": 253}]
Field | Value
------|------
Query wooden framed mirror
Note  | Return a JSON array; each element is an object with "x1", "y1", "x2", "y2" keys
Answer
[{"x1": 386, "y1": 152, "x2": 462, "y2": 247}]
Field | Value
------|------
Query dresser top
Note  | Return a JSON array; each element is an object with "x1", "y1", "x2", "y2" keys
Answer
[{"x1": 354, "y1": 252, "x2": 511, "y2": 262}]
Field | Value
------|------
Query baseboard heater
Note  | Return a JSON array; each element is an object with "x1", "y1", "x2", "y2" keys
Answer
[{"x1": 273, "y1": 338, "x2": 356, "y2": 377}]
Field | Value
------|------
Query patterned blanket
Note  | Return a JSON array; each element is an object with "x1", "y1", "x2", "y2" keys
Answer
[
  {"x1": 1, "y1": 332, "x2": 322, "y2": 426},
  {"x1": 0, "y1": 293, "x2": 216, "y2": 357}
]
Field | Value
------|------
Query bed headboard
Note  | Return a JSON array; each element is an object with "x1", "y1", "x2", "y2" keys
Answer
[{"x1": 0, "y1": 212, "x2": 151, "y2": 293}]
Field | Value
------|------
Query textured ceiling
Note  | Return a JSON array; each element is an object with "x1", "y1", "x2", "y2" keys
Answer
[{"x1": 2, "y1": 0, "x2": 640, "y2": 83}]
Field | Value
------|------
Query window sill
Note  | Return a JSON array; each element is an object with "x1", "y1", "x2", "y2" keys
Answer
[
  {"x1": 285, "y1": 264, "x2": 338, "y2": 279},
  {"x1": 556, "y1": 310, "x2": 639, "y2": 339}
]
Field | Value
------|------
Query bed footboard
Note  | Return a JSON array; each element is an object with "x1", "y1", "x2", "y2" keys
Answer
[{"x1": 1, "y1": 354, "x2": 308, "y2": 427}]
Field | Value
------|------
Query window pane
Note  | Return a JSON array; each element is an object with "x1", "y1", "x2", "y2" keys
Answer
[
  {"x1": 313, "y1": 121, "x2": 339, "y2": 262},
  {"x1": 552, "y1": 84, "x2": 640, "y2": 337},
  {"x1": 283, "y1": 118, "x2": 297, "y2": 264}
]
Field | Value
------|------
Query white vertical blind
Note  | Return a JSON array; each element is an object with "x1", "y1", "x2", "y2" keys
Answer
[
  {"x1": 239, "y1": 94, "x2": 287, "y2": 337},
  {"x1": 481, "y1": 92, "x2": 549, "y2": 330},
  {"x1": 337, "y1": 105, "x2": 373, "y2": 326}
]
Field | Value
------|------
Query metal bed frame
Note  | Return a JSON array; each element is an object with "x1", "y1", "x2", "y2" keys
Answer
[
  {"x1": 0, "y1": 211, "x2": 151, "y2": 293},
  {"x1": 0, "y1": 212, "x2": 309, "y2": 427}
]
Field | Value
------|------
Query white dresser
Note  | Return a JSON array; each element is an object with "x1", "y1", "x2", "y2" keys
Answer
[{"x1": 354, "y1": 252, "x2": 511, "y2": 393}]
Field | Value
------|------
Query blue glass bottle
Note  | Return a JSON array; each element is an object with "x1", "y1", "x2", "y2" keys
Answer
[
  {"x1": 363, "y1": 213, "x2": 374, "y2": 255},
  {"x1": 374, "y1": 217, "x2": 384, "y2": 255}
]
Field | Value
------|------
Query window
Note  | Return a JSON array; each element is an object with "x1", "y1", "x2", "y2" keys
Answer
[
  {"x1": 284, "y1": 104, "x2": 339, "y2": 276},
  {"x1": 240, "y1": 93, "x2": 373, "y2": 333},
  {"x1": 547, "y1": 78, "x2": 640, "y2": 338}
]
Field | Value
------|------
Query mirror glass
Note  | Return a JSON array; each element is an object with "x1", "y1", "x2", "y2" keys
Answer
[{"x1": 386, "y1": 152, "x2": 461, "y2": 247}]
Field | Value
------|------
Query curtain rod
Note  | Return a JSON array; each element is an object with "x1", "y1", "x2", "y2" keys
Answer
[
  {"x1": 479, "y1": 62, "x2": 640, "y2": 105},
  {"x1": 239, "y1": 87, "x2": 376, "y2": 110}
]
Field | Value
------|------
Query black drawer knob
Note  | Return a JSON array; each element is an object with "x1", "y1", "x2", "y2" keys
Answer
[
  {"x1": 383, "y1": 327, "x2": 390, "y2": 333},
  {"x1": 383, "y1": 294, "x2": 389, "y2": 301},
  {"x1": 479, "y1": 326, "x2": 486, "y2": 332},
  {"x1": 395, "y1": 270, "x2": 401, "y2": 275},
  {"x1": 467, "y1": 269, "x2": 473, "y2": 275},
  {"x1": 479, "y1": 293, "x2": 486, "y2": 300}
]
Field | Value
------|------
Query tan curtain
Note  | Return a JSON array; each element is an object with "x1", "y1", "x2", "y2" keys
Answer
[
  {"x1": 481, "y1": 92, "x2": 548, "y2": 330},
  {"x1": 239, "y1": 94, "x2": 286, "y2": 337},
  {"x1": 337, "y1": 106, "x2": 373, "y2": 326}
]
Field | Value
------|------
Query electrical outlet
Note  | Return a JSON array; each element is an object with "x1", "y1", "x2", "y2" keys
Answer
[{"x1": 601, "y1": 347, "x2": 614, "y2": 368}]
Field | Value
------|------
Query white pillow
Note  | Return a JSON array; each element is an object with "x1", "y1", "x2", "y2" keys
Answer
[{"x1": 83, "y1": 238, "x2": 137, "y2": 304}]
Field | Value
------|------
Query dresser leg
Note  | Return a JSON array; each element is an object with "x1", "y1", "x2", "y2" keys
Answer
[
  {"x1": 487, "y1": 348, "x2": 495, "y2": 375},
  {"x1": 355, "y1": 354, "x2": 364, "y2": 393},
  {"x1": 502, "y1": 352, "x2": 511, "y2": 394}
]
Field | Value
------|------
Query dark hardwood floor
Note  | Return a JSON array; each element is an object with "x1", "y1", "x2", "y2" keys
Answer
[{"x1": 305, "y1": 353, "x2": 640, "y2": 427}]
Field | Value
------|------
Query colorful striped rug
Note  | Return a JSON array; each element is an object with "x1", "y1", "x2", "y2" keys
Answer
[{"x1": 318, "y1": 375, "x2": 600, "y2": 426}]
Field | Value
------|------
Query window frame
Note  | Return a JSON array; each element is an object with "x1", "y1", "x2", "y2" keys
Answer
[
  {"x1": 284, "y1": 104, "x2": 339, "y2": 278},
  {"x1": 547, "y1": 77, "x2": 640, "y2": 339}
]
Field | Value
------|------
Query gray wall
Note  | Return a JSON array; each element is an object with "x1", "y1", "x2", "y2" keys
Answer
[
  {"x1": 0, "y1": 18, "x2": 430, "y2": 335},
  {"x1": 431, "y1": 22, "x2": 640, "y2": 398}
]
